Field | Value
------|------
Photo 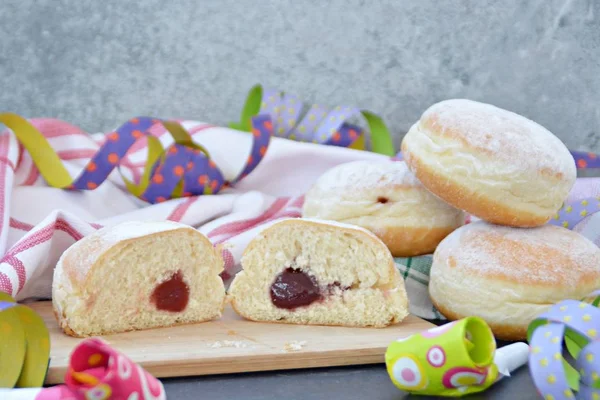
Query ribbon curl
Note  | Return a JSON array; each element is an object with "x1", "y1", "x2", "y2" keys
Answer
[
  {"x1": 549, "y1": 197, "x2": 600, "y2": 230},
  {"x1": 0, "y1": 293, "x2": 50, "y2": 390},
  {"x1": 0, "y1": 113, "x2": 273, "y2": 204},
  {"x1": 1, "y1": 337, "x2": 166, "y2": 400},
  {"x1": 548, "y1": 151, "x2": 600, "y2": 229},
  {"x1": 527, "y1": 290, "x2": 600, "y2": 399},
  {"x1": 230, "y1": 84, "x2": 395, "y2": 156},
  {"x1": 0, "y1": 292, "x2": 165, "y2": 398},
  {"x1": 571, "y1": 151, "x2": 600, "y2": 169}
]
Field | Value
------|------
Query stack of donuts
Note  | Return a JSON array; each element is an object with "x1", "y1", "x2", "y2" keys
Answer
[{"x1": 303, "y1": 98, "x2": 600, "y2": 340}]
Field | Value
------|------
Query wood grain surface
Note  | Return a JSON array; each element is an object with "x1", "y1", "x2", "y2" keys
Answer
[{"x1": 28, "y1": 301, "x2": 434, "y2": 384}]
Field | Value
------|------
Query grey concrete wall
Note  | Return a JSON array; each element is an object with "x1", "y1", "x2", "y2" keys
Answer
[{"x1": 1, "y1": 0, "x2": 598, "y2": 150}]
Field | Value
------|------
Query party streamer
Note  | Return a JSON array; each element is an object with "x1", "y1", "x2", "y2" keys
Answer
[
  {"x1": 549, "y1": 151, "x2": 600, "y2": 230},
  {"x1": 550, "y1": 197, "x2": 600, "y2": 229},
  {"x1": 0, "y1": 292, "x2": 50, "y2": 389},
  {"x1": 527, "y1": 290, "x2": 600, "y2": 399},
  {"x1": 230, "y1": 84, "x2": 395, "y2": 156},
  {"x1": 385, "y1": 316, "x2": 528, "y2": 397},
  {"x1": 1, "y1": 337, "x2": 166, "y2": 400},
  {"x1": 571, "y1": 151, "x2": 600, "y2": 169},
  {"x1": 0, "y1": 113, "x2": 273, "y2": 204}
]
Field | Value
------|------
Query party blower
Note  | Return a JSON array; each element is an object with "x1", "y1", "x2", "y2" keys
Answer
[
  {"x1": 1, "y1": 288, "x2": 165, "y2": 399},
  {"x1": 385, "y1": 316, "x2": 529, "y2": 397},
  {"x1": 0, "y1": 337, "x2": 166, "y2": 400}
]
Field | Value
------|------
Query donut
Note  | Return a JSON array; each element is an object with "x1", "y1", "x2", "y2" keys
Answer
[
  {"x1": 401, "y1": 99, "x2": 576, "y2": 227},
  {"x1": 302, "y1": 160, "x2": 465, "y2": 257},
  {"x1": 228, "y1": 218, "x2": 409, "y2": 327},
  {"x1": 429, "y1": 221, "x2": 600, "y2": 340},
  {"x1": 52, "y1": 221, "x2": 226, "y2": 337}
]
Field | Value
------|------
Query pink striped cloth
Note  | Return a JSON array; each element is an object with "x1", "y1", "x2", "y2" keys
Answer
[
  {"x1": 0, "y1": 118, "x2": 387, "y2": 301},
  {"x1": 1, "y1": 118, "x2": 600, "y2": 304}
]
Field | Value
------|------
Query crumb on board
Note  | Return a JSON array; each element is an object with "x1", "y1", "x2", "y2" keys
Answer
[
  {"x1": 227, "y1": 330, "x2": 237, "y2": 336},
  {"x1": 283, "y1": 340, "x2": 307, "y2": 352},
  {"x1": 207, "y1": 340, "x2": 247, "y2": 349}
]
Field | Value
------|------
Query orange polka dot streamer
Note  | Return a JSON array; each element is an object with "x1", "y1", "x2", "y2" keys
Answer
[
  {"x1": 0, "y1": 113, "x2": 273, "y2": 204},
  {"x1": 571, "y1": 151, "x2": 600, "y2": 169},
  {"x1": 527, "y1": 290, "x2": 600, "y2": 399}
]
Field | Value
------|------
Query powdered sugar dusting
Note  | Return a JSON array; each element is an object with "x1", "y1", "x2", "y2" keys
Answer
[
  {"x1": 421, "y1": 99, "x2": 576, "y2": 177},
  {"x1": 283, "y1": 340, "x2": 307, "y2": 352},
  {"x1": 309, "y1": 160, "x2": 421, "y2": 194},
  {"x1": 298, "y1": 218, "x2": 384, "y2": 242},
  {"x1": 437, "y1": 221, "x2": 600, "y2": 287},
  {"x1": 58, "y1": 220, "x2": 196, "y2": 284},
  {"x1": 207, "y1": 340, "x2": 248, "y2": 349},
  {"x1": 100, "y1": 220, "x2": 193, "y2": 243}
]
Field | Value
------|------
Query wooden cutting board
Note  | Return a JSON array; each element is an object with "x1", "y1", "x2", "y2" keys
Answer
[{"x1": 29, "y1": 301, "x2": 434, "y2": 384}]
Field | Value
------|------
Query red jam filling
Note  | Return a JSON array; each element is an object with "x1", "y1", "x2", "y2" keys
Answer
[
  {"x1": 377, "y1": 196, "x2": 389, "y2": 204},
  {"x1": 270, "y1": 268, "x2": 352, "y2": 310},
  {"x1": 150, "y1": 270, "x2": 190, "y2": 312},
  {"x1": 270, "y1": 268, "x2": 322, "y2": 310}
]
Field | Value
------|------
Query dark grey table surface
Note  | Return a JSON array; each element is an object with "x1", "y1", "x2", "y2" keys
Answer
[{"x1": 160, "y1": 362, "x2": 537, "y2": 400}]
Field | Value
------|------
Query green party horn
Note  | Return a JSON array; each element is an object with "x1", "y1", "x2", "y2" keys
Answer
[
  {"x1": 385, "y1": 317, "x2": 528, "y2": 397},
  {"x1": 0, "y1": 292, "x2": 50, "y2": 389}
]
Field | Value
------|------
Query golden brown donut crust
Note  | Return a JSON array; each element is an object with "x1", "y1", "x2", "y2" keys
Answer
[
  {"x1": 401, "y1": 143, "x2": 551, "y2": 227},
  {"x1": 428, "y1": 221, "x2": 600, "y2": 342},
  {"x1": 369, "y1": 225, "x2": 459, "y2": 257}
]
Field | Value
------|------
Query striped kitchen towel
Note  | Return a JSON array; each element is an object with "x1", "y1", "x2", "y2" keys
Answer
[
  {"x1": 0, "y1": 117, "x2": 599, "y2": 322},
  {"x1": 0, "y1": 118, "x2": 389, "y2": 302}
]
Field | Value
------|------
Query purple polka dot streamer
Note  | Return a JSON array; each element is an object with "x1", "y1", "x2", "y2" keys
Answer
[
  {"x1": 528, "y1": 296, "x2": 600, "y2": 399},
  {"x1": 258, "y1": 88, "x2": 364, "y2": 148},
  {"x1": 68, "y1": 115, "x2": 273, "y2": 204}
]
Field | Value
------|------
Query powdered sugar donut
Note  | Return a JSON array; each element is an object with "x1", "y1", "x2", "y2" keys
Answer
[
  {"x1": 401, "y1": 99, "x2": 576, "y2": 227},
  {"x1": 429, "y1": 221, "x2": 600, "y2": 340},
  {"x1": 302, "y1": 160, "x2": 465, "y2": 257}
]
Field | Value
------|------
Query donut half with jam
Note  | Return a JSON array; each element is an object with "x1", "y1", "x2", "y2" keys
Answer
[
  {"x1": 52, "y1": 220, "x2": 225, "y2": 337},
  {"x1": 228, "y1": 218, "x2": 409, "y2": 327}
]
